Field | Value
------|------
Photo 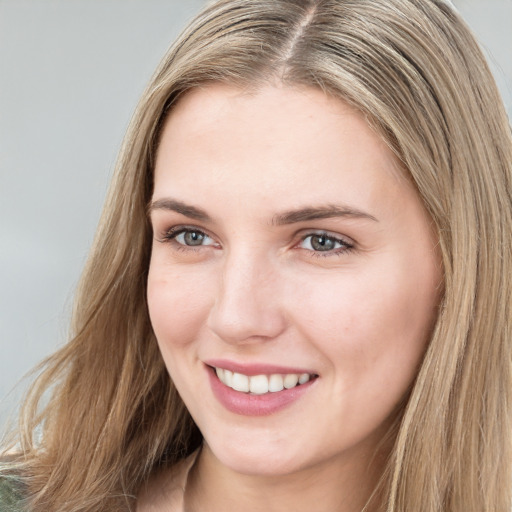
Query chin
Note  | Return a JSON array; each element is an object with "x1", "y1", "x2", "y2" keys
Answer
[
  {"x1": 204, "y1": 431, "x2": 312, "y2": 477},
  {"x1": 219, "y1": 452, "x2": 298, "y2": 477}
]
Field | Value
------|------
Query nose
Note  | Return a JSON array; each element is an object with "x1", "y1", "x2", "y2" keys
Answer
[{"x1": 206, "y1": 250, "x2": 287, "y2": 344}]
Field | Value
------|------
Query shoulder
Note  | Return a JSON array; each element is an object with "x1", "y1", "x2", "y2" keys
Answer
[{"x1": 0, "y1": 474, "x2": 26, "y2": 511}]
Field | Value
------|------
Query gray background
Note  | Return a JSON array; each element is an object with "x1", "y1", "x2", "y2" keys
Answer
[{"x1": 1, "y1": 0, "x2": 511, "y2": 428}]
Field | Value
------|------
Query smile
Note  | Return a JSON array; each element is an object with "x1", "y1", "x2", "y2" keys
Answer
[
  {"x1": 213, "y1": 366, "x2": 316, "y2": 395},
  {"x1": 206, "y1": 362, "x2": 318, "y2": 416}
]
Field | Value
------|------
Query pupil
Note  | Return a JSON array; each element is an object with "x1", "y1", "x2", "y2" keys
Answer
[
  {"x1": 184, "y1": 231, "x2": 204, "y2": 246},
  {"x1": 312, "y1": 235, "x2": 334, "y2": 251}
]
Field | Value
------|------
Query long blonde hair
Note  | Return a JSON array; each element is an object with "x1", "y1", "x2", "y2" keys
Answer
[{"x1": 2, "y1": 0, "x2": 511, "y2": 510}]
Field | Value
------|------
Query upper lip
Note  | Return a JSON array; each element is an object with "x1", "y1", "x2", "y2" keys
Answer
[{"x1": 204, "y1": 358, "x2": 318, "y2": 376}]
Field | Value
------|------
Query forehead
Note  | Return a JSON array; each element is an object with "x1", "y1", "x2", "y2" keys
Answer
[{"x1": 152, "y1": 83, "x2": 412, "y2": 218}]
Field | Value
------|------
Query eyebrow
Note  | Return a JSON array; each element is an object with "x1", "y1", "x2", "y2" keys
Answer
[
  {"x1": 271, "y1": 205, "x2": 378, "y2": 225},
  {"x1": 148, "y1": 198, "x2": 378, "y2": 224},
  {"x1": 149, "y1": 198, "x2": 212, "y2": 221}
]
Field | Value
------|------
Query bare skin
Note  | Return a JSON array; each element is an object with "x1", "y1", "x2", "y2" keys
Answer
[{"x1": 141, "y1": 83, "x2": 441, "y2": 512}]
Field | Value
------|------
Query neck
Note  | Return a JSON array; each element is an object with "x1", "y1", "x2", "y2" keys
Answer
[{"x1": 185, "y1": 442, "x2": 387, "y2": 512}]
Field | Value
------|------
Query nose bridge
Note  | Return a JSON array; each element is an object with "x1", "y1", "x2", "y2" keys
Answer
[{"x1": 207, "y1": 245, "x2": 286, "y2": 343}]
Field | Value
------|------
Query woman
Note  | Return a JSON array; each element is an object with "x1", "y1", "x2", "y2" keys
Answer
[{"x1": 1, "y1": 0, "x2": 511, "y2": 511}]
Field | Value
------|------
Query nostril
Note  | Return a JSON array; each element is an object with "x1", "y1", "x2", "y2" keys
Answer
[{"x1": 206, "y1": 298, "x2": 287, "y2": 345}]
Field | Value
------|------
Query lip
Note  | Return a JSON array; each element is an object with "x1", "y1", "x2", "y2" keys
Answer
[
  {"x1": 205, "y1": 362, "x2": 318, "y2": 416},
  {"x1": 205, "y1": 358, "x2": 317, "y2": 377}
]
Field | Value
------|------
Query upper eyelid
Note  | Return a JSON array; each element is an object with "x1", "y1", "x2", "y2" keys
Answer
[
  {"x1": 302, "y1": 233, "x2": 350, "y2": 244},
  {"x1": 157, "y1": 226, "x2": 217, "y2": 251},
  {"x1": 160, "y1": 225, "x2": 213, "y2": 238},
  {"x1": 297, "y1": 229, "x2": 354, "y2": 245},
  {"x1": 154, "y1": 225, "x2": 199, "y2": 241},
  {"x1": 156, "y1": 224, "x2": 355, "y2": 248},
  {"x1": 298, "y1": 236, "x2": 353, "y2": 251}
]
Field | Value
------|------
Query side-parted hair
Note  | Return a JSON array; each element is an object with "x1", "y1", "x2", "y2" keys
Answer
[{"x1": 2, "y1": 1, "x2": 511, "y2": 511}]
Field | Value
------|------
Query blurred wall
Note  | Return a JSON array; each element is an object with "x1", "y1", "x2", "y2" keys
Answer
[
  {"x1": 0, "y1": 0, "x2": 208, "y2": 428},
  {"x1": 454, "y1": 0, "x2": 512, "y2": 120},
  {"x1": 1, "y1": 0, "x2": 511, "y2": 428}
]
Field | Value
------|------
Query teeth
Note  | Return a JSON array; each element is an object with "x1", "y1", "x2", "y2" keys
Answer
[
  {"x1": 283, "y1": 374, "x2": 299, "y2": 389},
  {"x1": 231, "y1": 372, "x2": 249, "y2": 392},
  {"x1": 268, "y1": 374, "x2": 284, "y2": 392},
  {"x1": 298, "y1": 373, "x2": 310, "y2": 384},
  {"x1": 215, "y1": 368, "x2": 314, "y2": 394},
  {"x1": 224, "y1": 369, "x2": 233, "y2": 387},
  {"x1": 249, "y1": 375, "x2": 269, "y2": 395}
]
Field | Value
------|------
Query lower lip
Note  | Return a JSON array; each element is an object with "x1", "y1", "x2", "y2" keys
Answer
[{"x1": 207, "y1": 367, "x2": 316, "y2": 416}]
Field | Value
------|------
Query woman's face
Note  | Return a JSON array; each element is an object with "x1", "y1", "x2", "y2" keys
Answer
[{"x1": 148, "y1": 84, "x2": 441, "y2": 476}]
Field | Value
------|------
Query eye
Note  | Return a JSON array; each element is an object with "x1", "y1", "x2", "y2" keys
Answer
[
  {"x1": 162, "y1": 227, "x2": 217, "y2": 248},
  {"x1": 175, "y1": 229, "x2": 211, "y2": 246},
  {"x1": 299, "y1": 232, "x2": 353, "y2": 254}
]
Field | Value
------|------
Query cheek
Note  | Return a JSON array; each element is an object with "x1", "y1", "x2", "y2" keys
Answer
[
  {"x1": 147, "y1": 263, "x2": 213, "y2": 351},
  {"x1": 294, "y1": 259, "x2": 439, "y2": 390}
]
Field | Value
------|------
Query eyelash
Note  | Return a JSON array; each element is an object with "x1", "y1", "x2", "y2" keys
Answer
[
  {"x1": 158, "y1": 226, "x2": 216, "y2": 252},
  {"x1": 157, "y1": 226, "x2": 355, "y2": 257},
  {"x1": 299, "y1": 232, "x2": 355, "y2": 258}
]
